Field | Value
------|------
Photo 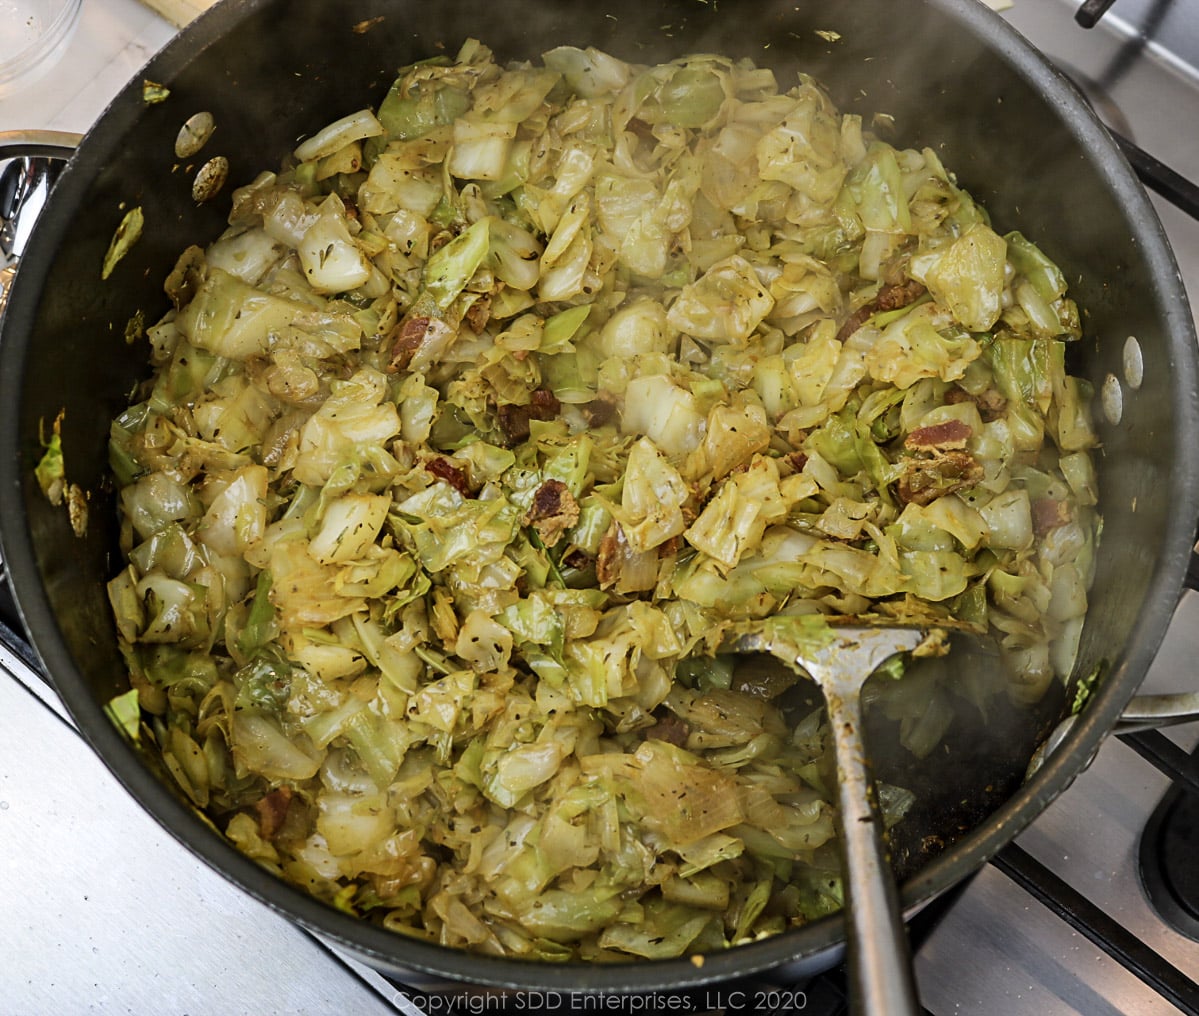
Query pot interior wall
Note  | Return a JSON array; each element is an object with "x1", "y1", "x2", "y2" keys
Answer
[{"x1": 1, "y1": 0, "x2": 1193, "y2": 990}]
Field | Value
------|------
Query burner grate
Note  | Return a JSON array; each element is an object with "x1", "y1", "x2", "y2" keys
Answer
[
  {"x1": 993, "y1": 842, "x2": 1199, "y2": 1015},
  {"x1": 1076, "y1": 0, "x2": 1122, "y2": 28},
  {"x1": 1112, "y1": 131, "x2": 1199, "y2": 221}
]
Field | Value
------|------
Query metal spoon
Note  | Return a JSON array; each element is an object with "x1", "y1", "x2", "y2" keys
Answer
[{"x1": 726, "y1": 621, "x2": 934, "y2": 1016}]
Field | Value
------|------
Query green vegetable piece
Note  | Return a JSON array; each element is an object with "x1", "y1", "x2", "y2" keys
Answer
[
  {"x1": 374, "y1": 70, "x2": 470, "y2": 143},
  {"x1": 637, "y1": 65, "x2": 726, "y2": 129},
  {"x1": 104, "y1": 688, "x2": 141, "y2": 744},
  {"x1": 423, "y1": 217, "x2": 491, "y2": 309},
  {"x1": 234, "y1": 647, "x2": 294, "y2": 712},
  {"x1": 1005, "y1": 230, "x2": 1067, "y2": 303},
  {"x1": 142, "y1": 80, "x2": 170, "y2": 104},
  {"x1": 101, "y1": 206, "x2": 144, "y2": 280},
  {"x1": 35, "y1": 427, "x2": 65, "y2": 506},
  {"x1": 238, "y1": 570, "x2": 277, "y2": 658},
  {"x1": 924, "y1": 223, "x2": 1007, "y2": 331},
  {"x1": 542, "y1": 305, "x2": 591, "y2": 353},
  {"x1": 845, "y1": 142, "x2": 912, "y2": 232}
]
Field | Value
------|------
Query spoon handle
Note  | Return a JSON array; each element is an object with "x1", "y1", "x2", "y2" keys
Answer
[{"x1": 822, "y1": 684, "x2": 921, "y2": 1016}]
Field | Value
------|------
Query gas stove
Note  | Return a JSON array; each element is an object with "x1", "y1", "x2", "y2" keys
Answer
[{"x1": 2, "y1": 1, "x2": 1199, "y2": 1013}]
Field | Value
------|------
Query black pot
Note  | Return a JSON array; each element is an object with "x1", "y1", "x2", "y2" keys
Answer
[{"x1": 1, "y1": 0, "x2": 1196, "y2": 994}]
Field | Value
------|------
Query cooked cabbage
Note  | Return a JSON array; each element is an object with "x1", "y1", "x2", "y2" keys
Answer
[{"x1": 106, "y1": 40, "x2": 1100, "y2": 962}]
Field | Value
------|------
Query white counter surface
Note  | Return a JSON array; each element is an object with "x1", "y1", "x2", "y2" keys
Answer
[{"x1": 0, "y1": 0, "x2": 175, "y2": 135}]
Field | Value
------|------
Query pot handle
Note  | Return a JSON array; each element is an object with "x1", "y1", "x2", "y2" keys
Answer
[
  {"x1": 0, "y1": 130, "x2": 82, "y2": 319},
  {"x1": 1115, "y1": 692, "x2": 1199, "y2": 734},
  {"x1": 1026, "y1": 690, "x2": 1199, "y2": 780}
]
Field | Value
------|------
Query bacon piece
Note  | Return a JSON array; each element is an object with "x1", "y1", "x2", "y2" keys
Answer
[
  {"x1": 530, "y1": 388, "x2": 560, "y2": 415},
  {"x1": 785, "y1": 450, "x2": 809, "y2": 474},
  {"x1": 464, "y1": 294, "x2": 491, "y2": 335},
  {"x1": 497, "y1": 389, "x2": 561, "y2": 444},
  {"x1": 1032, "y1": 497, "x2": 1073, "y2": 537},
  {"x1": 836, "y1": 278, "x2": 927, "y2": 341},
  {"x1": 581, "y1": 395, "x2": 617, "y2": 428},
  {"x1": 426, "y1": 457, "x2": 474, "y2": 498},
  {"x1": 562, "y1": 549, "x2": 592, "y2": 571},
  {"x1": 897, "y1": 450, "x2": 984, "y2": 506},
  {"x1": 253, "y1": 786, "x2": 293, "y2": 839},
  {"x1": 523, "y1": 478, "x2": 580, "y2": 548},
  {"x1": 945, "y1": 386, "x2": 1008, "y2": 422},
  {"x1": 905, "y1": 419, "x2": 973, "y2": 452},
  {"x1": 876, "y1": 277, "x2": 927, "y2": 312},
  {"x1": 387, "y1": 314, "x2": 454, "y2": 373},
  {"x1": 595, "y1": 524, "x2": 621, "y2": 588},
  {"x1": 835, "y1": 306, "x2": 874, "y2": 344},
  {"x1": 645, "y1": 714, "x2": 690, "y2": 748}
]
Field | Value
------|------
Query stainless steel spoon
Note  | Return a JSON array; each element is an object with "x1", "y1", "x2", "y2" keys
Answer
[{"x1": 726, "y1": 621, "x2": 937, "y2": 1016}]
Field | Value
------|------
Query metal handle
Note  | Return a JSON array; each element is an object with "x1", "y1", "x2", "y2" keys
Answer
[
  {"x1": 1028, "y1": 691, "x2": 1199, "y2": 781},
  {"x1": 0, "y1": 130, "x2": 81, "y2": 319},
  {"x1": 1115, "y1": 692, "x2": 1199, "y2": 733},
  {"x1": 1075, "y1": 0, "x2": 1119, "y2": 28},
  {"x1": 822, "y1": 686, "x2": 922, "y2": 1016}
]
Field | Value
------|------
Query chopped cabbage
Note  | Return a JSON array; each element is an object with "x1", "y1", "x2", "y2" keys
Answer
[{"x1": 105, "y1": 39, "x2": 1101, "y2": 965}]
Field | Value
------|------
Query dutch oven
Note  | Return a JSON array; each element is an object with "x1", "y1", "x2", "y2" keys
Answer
[{"x1": 1, "y1": 0, "x2": 1196, "y2": 997}]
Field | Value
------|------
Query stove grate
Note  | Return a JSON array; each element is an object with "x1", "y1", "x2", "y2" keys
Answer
[{"x1": 992, "y1": 843, "x2": 1199, "y2": 1015}]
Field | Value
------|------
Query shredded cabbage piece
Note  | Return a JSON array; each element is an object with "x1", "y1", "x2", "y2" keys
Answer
[{"x1": 105, "y1": 39, "x2": 1101, "y2": 962}]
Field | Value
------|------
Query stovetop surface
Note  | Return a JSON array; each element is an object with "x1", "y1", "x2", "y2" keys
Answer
[{"x1": 3, "y1": 1, "x2": 1199, "y2": 1014}]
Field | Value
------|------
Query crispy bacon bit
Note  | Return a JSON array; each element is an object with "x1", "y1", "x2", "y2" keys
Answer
[
  {"x1": 836, "y1": 278, "x2": 927, "y2": 341},
  {"x1": 877, "y1": 277, "x2": 926, "y2": 312},
  {"x1": 595, "y1": 523, "x2": 621, "y2": 588},
  {"x1": 464, "y1": 294, "x2": 491, "y2": 335},
  {"x1": 646, "y1": 713, "x2": 690, "y2": 748},
  {"x1": 1032, "y1": 497, "x2": 1073, "y2": 537},
  {"x1": 528, "y1": 478, "x2": 572, "y2": 520},
  {"x1": 975, "y1": 388, "x2": 1008, "y2": 421},
  {"x1": 945, "y1": 386, "x2": 1008, "y2": 422},
  {"x1": 658, "y1": 533, "x2": 683, "y2": 558},
  {"x1": 562, "y1": 549, "x2": 592, "y2": 571},
  {"x1": 253, "y1": 785, "x2": 293, "y2": 839},
  {"x1": 897, "y1": 449, "x2": 984, "y2": 506},
  {"x1": 387, "y1": 314, "x2": 453, "y2": 373},
  {"x1": 523, "y1": 478, "x2": 580, "y2": 548},
  {"x1": 905, "y1": 419, "x2": 973, "y2": 452},
  {"x1": 581, "y1": 395, "x2": 617, "y2": 428},
  {"x1": 497, "y1": 388, "x2": 562, "y2": 444},
  {"x1": 530, "y1": 388, "x2": 560, "y2": 415},
  {"x1": 785, "y1": 450, "x2": 809, "y2": 474},
  {"x1": 426, "y1": 456, "x2": 474, "y2": 497},
  {"x1": 835, "y1": 305, "x2": 874, "y2": 344}
]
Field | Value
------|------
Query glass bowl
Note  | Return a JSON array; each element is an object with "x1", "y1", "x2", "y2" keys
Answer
[{"x1": 0, "y1": 0, "x2": 84, "y2": 99}]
